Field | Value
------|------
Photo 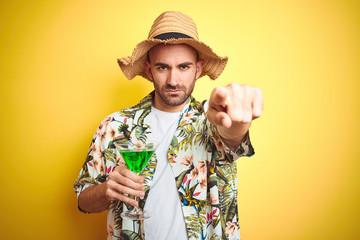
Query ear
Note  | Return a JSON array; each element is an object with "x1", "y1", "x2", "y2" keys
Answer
[
  {"x1": 144, "y1": 60, "x2": 153, "y2": 81},
  {"x1": 195, "y1": 59, "x2": 205, "y2": 79}
]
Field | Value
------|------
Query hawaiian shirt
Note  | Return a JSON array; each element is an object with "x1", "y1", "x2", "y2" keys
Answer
[{"x1": 74, "y1": 92, "x2": 254, "y2": 240}]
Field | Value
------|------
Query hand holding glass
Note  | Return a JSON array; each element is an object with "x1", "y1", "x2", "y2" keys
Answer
[{"x1": 114, "y1": 140, "x2": 158, "y2": 220}]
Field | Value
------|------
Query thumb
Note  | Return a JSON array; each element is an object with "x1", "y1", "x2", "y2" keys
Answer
[{"x1": 207, "y1": 110, "x2": 232, "y2": 128}]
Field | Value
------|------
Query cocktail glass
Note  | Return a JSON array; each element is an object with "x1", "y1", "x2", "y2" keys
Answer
[{"x1": 113, "y1": 140, "x2": 159, "y2": 220}]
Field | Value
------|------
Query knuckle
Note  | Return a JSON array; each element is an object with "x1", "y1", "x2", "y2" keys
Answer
[
  {"x1": 230, "y1": 117, "x2": 241, "y2": 124},
  {"x1": 253, "y1": 112, "x2": 262, "y2": 119},
  {"x1": 108, "y1": 171, "x2": 115, "y2": 177},
  {"x1": 233, "y1": 117, "x2": 250, "y2": 124},
  {"x1": 254, "y1": 86, "x2": 262, "y2": 93},
  {"x1": 227, "y1": 83, "x2": 239, "y2": 93},
  {"x1": 243, "y1": 104, "x2": 252, "y2": 113},
  {"x1": 231, "y1": 115, "x2": 244, "y2": 124},
  {"x1": 108, "y1": 173, "x2": 118, "y2": 183},
  {"x1": 243, "y1": 114, "x2": 253, "y2": 123},
  {"x1": 106, "y1": 179, "x2": 116, "y2": 190},
  {"x1": 109, "y1": 168, "x2": 120, "y2": 178},
  {"x1": 123, "y1": 178, "x2": 134, "y2": 188},
  {"x1": 107, "y1": 180, "x2": 119, "y2": 193},
  {"x1": 117, "y1": 193, "x2": 127, "y2": 203},
  {"x1": 116, "y1": 184, "x2": 125, "y2": 194},
  {"x1": 133, "y1": 189, "x2": 141, "y2": 197},
  {"x1": 233, "y1": 111, "x2": 251, "y2": 124},
  {"x1": 253, "y1": 108, "x2": 263, "y2": 117},
  {"x1": 254, "y1": 87, "x2": 263, "y2": 97},
  {"x1": 228, "y1": 82, "x2": 238, "y2": 89},
  {"x1": 242, "y1": 84, "x2": 251, "y2": 93},
  {"x1": 117, "y1": 165, "x2": 126, "y2": 172},
  {"x1": 105, "y1": 189, "x2": 114, "y2": 200},
  {"x1": 122, "y1": 168, "x2": 131, "y2": 176},
  {"x1": 120, "y1": 194, "x2": 135, "y2": 206},
  {"x1": 122, "y1": 196, "x2": 133, "y2": 206}
]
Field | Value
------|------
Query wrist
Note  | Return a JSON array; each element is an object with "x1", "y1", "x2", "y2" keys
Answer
[
  {"x1": 100, "y1": 181, "x2": 111, "y2": 207},
  {"x1": 218, "y1": 129, "x2": 248, "y2": 151}
]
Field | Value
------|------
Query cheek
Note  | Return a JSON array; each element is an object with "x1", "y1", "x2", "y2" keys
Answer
[
  {"x1": 152, "y1": 73, "x2": 167, "y2": 84},
  {"x1": 184, "y1": 71, "x2": 197, "y2": 83}
]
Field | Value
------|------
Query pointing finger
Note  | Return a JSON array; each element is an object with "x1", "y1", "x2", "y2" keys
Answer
[{"x1": 211, "y1": 87, "x2": 228, "y2": 108}]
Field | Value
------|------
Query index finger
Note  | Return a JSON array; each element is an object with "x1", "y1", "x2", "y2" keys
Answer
[
  {"x1": 116, "y1": 166, "x2": 145, "y2": 184},
  {"x1": 210, "y1": 87, "x2": 228, "y2": 109}
]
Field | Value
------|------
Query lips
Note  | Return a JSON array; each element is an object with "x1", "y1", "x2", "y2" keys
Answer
[
  {"x1": 165, "y1": 88, "x2": 183, "y2": 94},
  {"x1": 167, "y1": 89, "x2": 180, "y2": 94}
]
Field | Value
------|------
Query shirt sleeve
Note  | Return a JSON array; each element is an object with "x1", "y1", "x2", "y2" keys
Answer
[
  {"x1": 209, "y1": 123, "x2": 254, "y2": 162},
  {"x1": 73, "y1": 116, "x2": 117, "y2": 213}
]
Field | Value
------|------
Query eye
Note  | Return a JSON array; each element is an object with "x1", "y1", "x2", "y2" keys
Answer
[
  {"x1": 157, "y1": 66, "x2": 168, "y2": 71},
  {"x1": 180, "y1": 64, "x2": 190, "y2": 70}
]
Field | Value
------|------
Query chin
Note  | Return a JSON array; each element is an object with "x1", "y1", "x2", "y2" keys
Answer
[{"x1": 164, "y1": 96, "x2": 188, "y2": 106}]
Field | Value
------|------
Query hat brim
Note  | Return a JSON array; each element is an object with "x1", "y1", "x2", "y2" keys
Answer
[{"x1": 117, "y1": 38, "x2": 228, "y2": 81}]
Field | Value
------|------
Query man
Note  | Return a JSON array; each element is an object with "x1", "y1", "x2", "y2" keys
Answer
[{"x1": 74, "y1": 11, "x2": 263, "y2": 240}]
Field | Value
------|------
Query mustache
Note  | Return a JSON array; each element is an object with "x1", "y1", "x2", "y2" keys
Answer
[{"x1": 164, "y1": 84, "x2": 185, "y2": 91}]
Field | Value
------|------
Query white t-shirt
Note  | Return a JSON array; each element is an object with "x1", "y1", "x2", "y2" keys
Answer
[{"x1": 144, "y1": 107, "x2": 188, "y2": 240}]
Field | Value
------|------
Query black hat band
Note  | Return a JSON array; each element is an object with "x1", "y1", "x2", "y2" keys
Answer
[{"x1": 153, "y1": 32, "x2": 193, "y2": 40}]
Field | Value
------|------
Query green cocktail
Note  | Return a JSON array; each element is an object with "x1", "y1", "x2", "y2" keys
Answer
[
  {"x1": 120, "y1": 150, "x2": 155, "y2": 173},
  {"x1": 114, "y1": 140, "x2": 159, "y2": 220}
]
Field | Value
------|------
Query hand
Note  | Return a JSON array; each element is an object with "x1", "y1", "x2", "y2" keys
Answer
[
  {"x1": 105, "y1": 166, "x2": 145, "y2": 207},
  {"x1": 207, "y1": 83, "x2": 263, "y2": 148}
]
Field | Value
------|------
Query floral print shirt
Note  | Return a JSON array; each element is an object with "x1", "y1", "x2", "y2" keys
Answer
[{"x1": 74, "y1": 92, "x2": 254, "y2": 240}]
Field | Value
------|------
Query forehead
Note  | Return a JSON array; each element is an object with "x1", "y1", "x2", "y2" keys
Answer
[{"x1": 148, "y1": 43, "x2": 198, "y2": 62}]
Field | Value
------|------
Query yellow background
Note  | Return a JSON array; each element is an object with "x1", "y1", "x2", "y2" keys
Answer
[{"x1": 1, "y1": 0, "x2": 359, "y2": 239}]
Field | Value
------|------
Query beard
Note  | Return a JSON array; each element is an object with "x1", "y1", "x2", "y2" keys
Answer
[{"x1": 153, "y1": 76, "x2": 196, "y2": 107}]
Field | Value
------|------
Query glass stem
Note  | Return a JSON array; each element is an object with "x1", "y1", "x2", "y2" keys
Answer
[
  {"x1": 132, "y1": 173, "x2": 142, "y2": 214},
  {"x1": 131, "y1": 196, "x2": 141, "y2": 214},
  {"x1": 135, "y1": 196, "x2": 139, "y2": 210}
]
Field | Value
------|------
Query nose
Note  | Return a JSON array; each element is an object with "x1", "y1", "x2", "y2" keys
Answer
[{"x1": 167, "y1": 69, "x2": 179, "y2": 87}]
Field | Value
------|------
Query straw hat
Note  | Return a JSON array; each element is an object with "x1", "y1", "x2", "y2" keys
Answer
[{"x1": 117, "y1": 11, "x2": 228, "y2": 81}]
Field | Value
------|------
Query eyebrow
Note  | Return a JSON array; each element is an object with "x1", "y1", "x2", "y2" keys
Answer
[
  {"x1": 153, "y1": 62, "x2": 194, "y2": 67},
  {"x1": 179, "y1": 62, "x2": 194, "y2": 66},
  {"x1": 154, "y1": 62, "x2": 169, "y2": 67}
]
